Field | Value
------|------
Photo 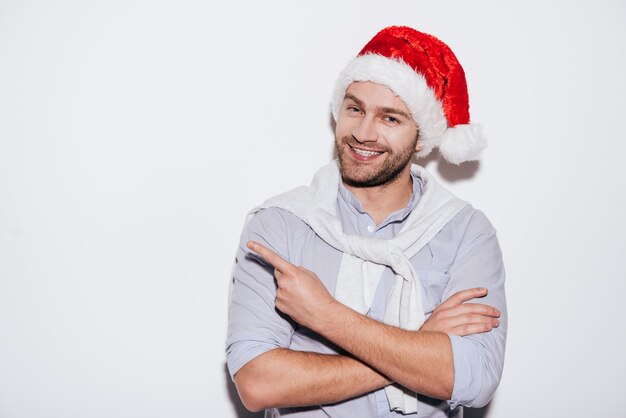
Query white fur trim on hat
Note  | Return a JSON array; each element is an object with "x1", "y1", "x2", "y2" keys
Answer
[{"x1": 438, "y1": 123, "x2": 487, "y2": 164}]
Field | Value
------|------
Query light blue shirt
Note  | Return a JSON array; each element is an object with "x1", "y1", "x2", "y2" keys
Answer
[{"x1": 227, "y1": 172, "x2": 507, "y2": 417}]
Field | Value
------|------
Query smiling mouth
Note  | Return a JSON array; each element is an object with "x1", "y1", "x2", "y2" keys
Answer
[{"x1": 350, "y1": 145, "x2": 384, "y2": 157}]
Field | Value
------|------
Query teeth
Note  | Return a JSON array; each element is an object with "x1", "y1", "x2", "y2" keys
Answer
[{"x1": 353, "y1": 147, "x2": 382, "y2": 157}]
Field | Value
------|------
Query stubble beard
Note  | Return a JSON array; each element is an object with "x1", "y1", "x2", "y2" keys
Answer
[{"x1": 336, "y1": 135, "x2": 418, "y2": 188}]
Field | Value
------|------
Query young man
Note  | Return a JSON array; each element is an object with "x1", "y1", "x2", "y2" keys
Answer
[{"x1": 226, "y1": 26, "x2": 507, "y2": 417}]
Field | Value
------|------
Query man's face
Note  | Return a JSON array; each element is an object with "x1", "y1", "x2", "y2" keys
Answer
[{"x1": 335, "y1": 81, "x2": 420, "y2": 188}]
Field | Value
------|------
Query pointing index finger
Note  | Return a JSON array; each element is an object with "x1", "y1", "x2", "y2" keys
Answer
[{"x1": 247, "y1": 240, "x2": 292, "y2": 273}]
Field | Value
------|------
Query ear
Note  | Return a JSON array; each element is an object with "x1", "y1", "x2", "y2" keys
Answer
[{"x1": 414, "y1": 131, "x2": 422, "y2": 153}]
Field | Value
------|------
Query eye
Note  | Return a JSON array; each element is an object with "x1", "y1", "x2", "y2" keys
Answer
[
  {"x1": 346, "y1": 105, "x2": 362, "y2": 114},
  {"x1": 384, "y1": 116, "x2": 400, "y2": 124}
]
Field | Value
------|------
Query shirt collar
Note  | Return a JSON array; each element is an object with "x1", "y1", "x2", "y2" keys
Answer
[{"x1": 337, "y1": 171, "x2": 423, "y2": 226}]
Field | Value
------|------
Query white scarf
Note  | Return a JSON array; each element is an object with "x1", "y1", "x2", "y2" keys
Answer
[{"x1": 247, "y1": 160, "x2": 467, "y2": 414}]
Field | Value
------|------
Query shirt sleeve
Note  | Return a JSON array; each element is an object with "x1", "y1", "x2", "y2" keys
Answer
[
  {"x1": 444, "y1": 209, "x2": 507, "y2": 409},
  {"x1": 225, "y1": 207, "x2": 295, "y2": 379}
]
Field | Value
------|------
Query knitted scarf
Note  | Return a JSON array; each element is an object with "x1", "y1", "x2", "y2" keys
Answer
[{"x1": 247, "y1": 160, "x2": 467, "y2": 414}]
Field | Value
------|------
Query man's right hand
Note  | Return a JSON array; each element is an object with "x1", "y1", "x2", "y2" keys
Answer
[{"x1": 420, "y1": 288, "x2": 501, "y2": 336}]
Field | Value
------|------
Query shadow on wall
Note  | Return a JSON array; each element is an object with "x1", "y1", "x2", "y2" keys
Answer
[
  {"x1": 464, "y1": 402, "x2": 492, "y2": 418},
  {"x1": 414, "y1": 151, "x2": 481, "y2": 182},
  {"x1": 225, "y1": 364, "x2": 264, "y2": 418}
]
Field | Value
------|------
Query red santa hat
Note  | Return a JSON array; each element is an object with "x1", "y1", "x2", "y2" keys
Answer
[{"x1": 331, "y1": 26, "x2": 486, "y2": 165}]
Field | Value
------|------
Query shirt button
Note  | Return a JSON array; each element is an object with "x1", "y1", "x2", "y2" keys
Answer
[{"x1": 367, "y1": 225, "x2": 374, "y2": 233}]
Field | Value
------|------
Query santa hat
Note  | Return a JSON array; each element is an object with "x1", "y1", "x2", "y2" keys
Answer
[{"x1": 331, "y1": 26, "x2": 486, "y2": 165}]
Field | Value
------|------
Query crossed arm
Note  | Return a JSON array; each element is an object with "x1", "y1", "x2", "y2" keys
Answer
[{"x1": 233, "y1": 241, "x2": 501, "y2": 412}]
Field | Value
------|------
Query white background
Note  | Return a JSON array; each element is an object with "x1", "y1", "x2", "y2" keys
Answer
[{"x1": 1, "y1": 1, "x2": 625, "y2": 417}]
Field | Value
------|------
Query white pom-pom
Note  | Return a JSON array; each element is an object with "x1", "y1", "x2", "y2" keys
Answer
[{"x1": 438, "y1": 123, "x2": 487, "y2": 165}]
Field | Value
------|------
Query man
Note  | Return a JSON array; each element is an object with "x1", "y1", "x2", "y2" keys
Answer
[{"x1": 226, "y1": 26, "x2": 506, "y2": 417}]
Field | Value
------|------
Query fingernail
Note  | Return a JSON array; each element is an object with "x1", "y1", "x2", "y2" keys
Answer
[{"x1": 493, "y1": 319, "x2": 500, "y2": 326}]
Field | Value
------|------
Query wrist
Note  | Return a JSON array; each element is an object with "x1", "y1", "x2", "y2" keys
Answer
[{"x1": 312, "y1": 299, "x2": 352, "y2": 339}]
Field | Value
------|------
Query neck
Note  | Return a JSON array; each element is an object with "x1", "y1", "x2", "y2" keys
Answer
[{"x1": 344, "y1": 167, "x2": 414, "y2": 225}]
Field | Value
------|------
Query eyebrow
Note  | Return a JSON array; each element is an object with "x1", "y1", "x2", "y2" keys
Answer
[{"x1": 343, "y1": 93, "x2": 412, "y2": 119}]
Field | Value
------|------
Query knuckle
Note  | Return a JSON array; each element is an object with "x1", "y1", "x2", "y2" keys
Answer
[
  {"x1": 454, "y1": 291, "x2": 467, "y2": 300},
  {"x1": 458, "y1": 326, "x2": 471, "y2": 336}
]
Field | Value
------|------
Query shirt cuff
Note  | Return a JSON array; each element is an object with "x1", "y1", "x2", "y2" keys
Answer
[
  {"x1": 226, "y1": 340, "x2": 279, "y2": 380},
  {"x1": 446, "y1": 334, "x2": 483, "y2": 409}
]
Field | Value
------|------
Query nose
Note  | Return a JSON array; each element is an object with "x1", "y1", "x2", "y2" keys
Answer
[{"x1": 352, "y1": 115, "x2": 378, "y2": 143}]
